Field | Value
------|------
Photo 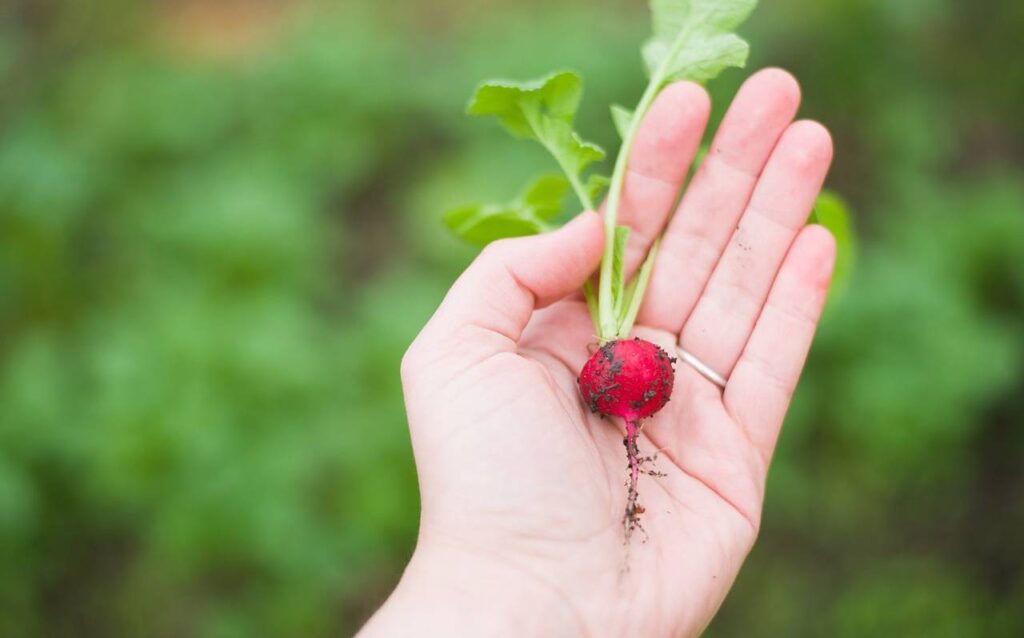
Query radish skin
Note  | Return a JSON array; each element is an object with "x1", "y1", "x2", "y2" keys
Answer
[{"x1": 578, "y1": 338, "x2": 675, "y2": 538}]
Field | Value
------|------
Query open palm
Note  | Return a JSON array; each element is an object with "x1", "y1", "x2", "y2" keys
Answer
[{"x1": 364, "y1": 69, "x2": 836, "y2": 637}]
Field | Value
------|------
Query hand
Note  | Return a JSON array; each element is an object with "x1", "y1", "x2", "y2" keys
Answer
[{"x1": 361, "y1": 69, "x2": 835, "y2": 637}]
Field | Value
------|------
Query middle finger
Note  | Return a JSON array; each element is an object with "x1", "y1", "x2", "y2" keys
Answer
[{"x1": 639, "y1": 68, "x2": 802, "y2": 333}]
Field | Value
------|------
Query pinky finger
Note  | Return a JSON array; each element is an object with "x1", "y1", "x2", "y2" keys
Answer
[{"x1": 724, "y1": 224, "x2": 836, "y2": 463}]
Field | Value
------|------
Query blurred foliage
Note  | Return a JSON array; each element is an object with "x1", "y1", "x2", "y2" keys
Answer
[{"x1": 0, "y1": 0, "x2": 1021, "y2": 636}]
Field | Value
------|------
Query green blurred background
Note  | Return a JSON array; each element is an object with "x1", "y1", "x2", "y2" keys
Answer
[{"x1": 1, "y1": 0, "x2": 1022, "y2": 635}]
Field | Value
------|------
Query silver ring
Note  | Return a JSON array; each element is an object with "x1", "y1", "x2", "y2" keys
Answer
[{"x1": 676, "y1": 347, "x2": 727, "y2": 389}]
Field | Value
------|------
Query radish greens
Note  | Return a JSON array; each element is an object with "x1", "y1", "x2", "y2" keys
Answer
[{"x1": 445, "y1": 0, "x2": 850, "y2": 342}]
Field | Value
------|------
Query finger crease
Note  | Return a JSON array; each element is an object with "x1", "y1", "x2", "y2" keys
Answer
[
  {"x1": 705, "y1": 149, "x2": 763, "y2": 180},
  {"x1": 625, "y1": 165, "x2": 683, "y2": 197}
]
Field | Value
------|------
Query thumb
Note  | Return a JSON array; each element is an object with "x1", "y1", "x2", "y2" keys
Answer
[{"x1": 418, "y1": 211, "x2": 604, "y2": 357}]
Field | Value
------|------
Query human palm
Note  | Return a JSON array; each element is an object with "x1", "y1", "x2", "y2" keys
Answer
[{"x1": 364, "y1": 69, "x2": 836, "y2": 637}]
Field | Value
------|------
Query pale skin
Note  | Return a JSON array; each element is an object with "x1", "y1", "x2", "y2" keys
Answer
[{"x1": 360, "y1": 69, "x2": 836, "y2": 637}]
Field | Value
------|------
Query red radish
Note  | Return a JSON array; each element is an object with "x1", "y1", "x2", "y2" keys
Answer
[{"x1": 578, "y1": 337, "x2": 675, "y2": 538}]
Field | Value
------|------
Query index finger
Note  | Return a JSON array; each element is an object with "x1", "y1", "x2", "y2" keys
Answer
[{"x1": 609, "y1": 81, "x2": 710, "y2": 275}]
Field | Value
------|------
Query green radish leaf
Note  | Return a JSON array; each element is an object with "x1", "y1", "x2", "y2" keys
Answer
[
  {"x1": 585, "y1": 174, "x2": 611, "y2": 205},
  {"x1": 610, "y1": 225, "x2": 631, "y2": 316},
  {"x1": 445, "y1": 205, "x2": 548, "y2": 245},
  {"x1": 617, "y1": 276, "x2": 639, "y2": 326},
  {"x1": 445, "y1": 174, "x2": 570, "y2": 245},
  {"x1": 618, "y1": 237, "x2": 660, "y2": 337},
  {"x1": 468, "y1": 71, "x2": 582, "y2": 137},
  {"x1": 467, "y1": 71, "x2": 605, "y2": 189},
  {"x1": 610, "y1": 104, "x2": 634, "y2": 139},
  {"x1": 583, "y1": 280, "x2": 600, "y2": 335},
  {"x1": 810, "y1": 189, "x2": 856, "y2": 296},
  {"x1": 523, "y1": 174, "x2": 574, "y2": 220},
  {"x1": 643, "y1": 0, "x2": 757, "y2": 84}
]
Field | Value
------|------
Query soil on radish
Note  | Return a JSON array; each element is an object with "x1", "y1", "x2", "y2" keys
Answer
[{"x1": 578, "y1": 337, "x2": 675, "y2": 540}]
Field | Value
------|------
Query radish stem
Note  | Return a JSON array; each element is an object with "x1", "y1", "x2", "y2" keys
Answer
[{"x1": 598, "y1": 31, "x2": 691, "y2": 340}]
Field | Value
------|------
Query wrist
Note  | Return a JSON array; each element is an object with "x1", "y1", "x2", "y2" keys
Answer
[{"x1": 358, "y1": 539, "x2": 589, "y2": 637}]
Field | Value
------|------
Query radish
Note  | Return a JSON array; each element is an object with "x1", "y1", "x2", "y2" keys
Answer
[
  {"x1": 579, "y1": 338, "x2": 675, "y2": 536},
  {"x1": 445, "y1": 0, "x2": 763, "y2": 540}
]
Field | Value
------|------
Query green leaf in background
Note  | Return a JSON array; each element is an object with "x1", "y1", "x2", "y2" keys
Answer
[
  {"x1": 692, "y1": 143, "x2": 710, "y2": 168},
  {"x1": 467, "y1": 71, "x2": 605, "y2": 208},
  {"x1": 610, "y1": 103, "x2": 634, "y2": 139},
  {"x1": 444, "y1": 174, "x2": 570, "y2": 245},
  {"x1": 643, "y1": 0, "x2": 757, "y2": 84},
  {"x1": 810, "y1": 189, "x2": 856, "y2": 296}
]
